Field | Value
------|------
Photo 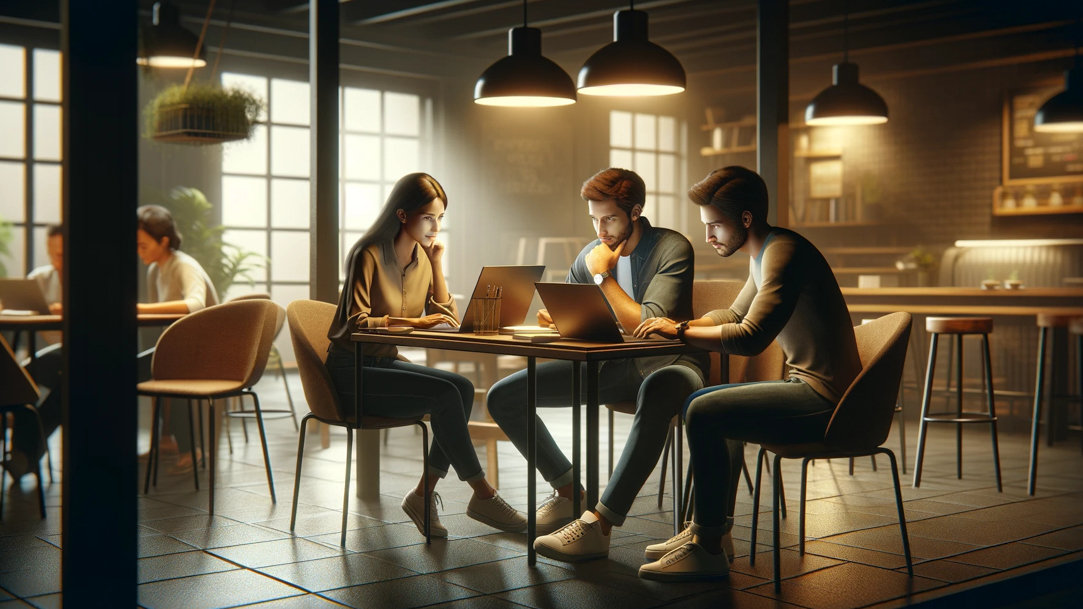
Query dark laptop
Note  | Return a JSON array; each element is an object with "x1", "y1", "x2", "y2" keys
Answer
[
  {"x1": 534, "y1": 282, "x2": 664, "y2": 343},
  {"x1": 431, "y1": 265, "x2": 545, "y2": 332},
  {"x1": 0, "y1": 278, "x2": 53, "y2": 314}
]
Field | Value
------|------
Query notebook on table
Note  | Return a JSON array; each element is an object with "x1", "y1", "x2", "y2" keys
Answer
[
  {"x1": 534, "y1": 282, "x2": 667, "y2": 343},
  {"x1": 429, "y1": 265, "x2": 545, "y2": 333},
  {"x1": 0, "y1": 278, "x2": 53, "y2": 314}
]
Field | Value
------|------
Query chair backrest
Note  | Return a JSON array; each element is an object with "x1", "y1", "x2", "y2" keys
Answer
[
  {"x1": 286, "y1": 299, "x2": 343, "y2": 421},
  {"x1": 0, "y1": 334, "x2": 40, "y2": 408},
  {"x1": 691, "y1": 279, "x2": 786, "y2": 385},
  {"x1": 225, "y1": 292, "x2": 273, "y2": 303},
  {"x1": 247, "y1": 301, "x2": 285, "y2": 387},
  {"x1": 150, "y1": 299, "x2": 275, "y2": 384},
  {"x1": 824, "y1": 312, "x2": 912, "y2": 450}
]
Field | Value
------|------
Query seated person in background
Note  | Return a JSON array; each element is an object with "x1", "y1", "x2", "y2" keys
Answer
[
  {"x1": 488, "y1": 167, "x2": 708, "y2": 560},
  {"x1": 2, "y1": 225, "x2": 65, "y2": 480},
  {"x1": 325, "y1": 172, "x2": 525, "y2": 538},
  {"x1": 136, "y1": 205, "x2": 219, "y2": 474},
  {"x1": 635, "y1": 166, "x2": 861, "y2": 582}
]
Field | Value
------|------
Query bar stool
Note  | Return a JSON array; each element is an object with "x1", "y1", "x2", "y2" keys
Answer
[
  {"x1": 912, "y1": 316, "x2": 1002, "y2": 491},
  {"x1": 1027, "y1": 313, "x2": 1083, "y2": 496}
]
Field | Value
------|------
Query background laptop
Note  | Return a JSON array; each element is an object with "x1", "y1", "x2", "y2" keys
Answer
[
  {"x1": 431, "y1": 265, "x2": 544, "y2": 332},
  {"x1": 534, "y1": 282, "x2": 661, "y2": 343},
  {"x1": 0, "y1": 278, "x2": 53, "y2": 314}
]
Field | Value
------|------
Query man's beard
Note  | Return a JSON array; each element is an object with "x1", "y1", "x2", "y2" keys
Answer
[{"x1": 714, "y1": 225, "x2": 748, "y2": 257}]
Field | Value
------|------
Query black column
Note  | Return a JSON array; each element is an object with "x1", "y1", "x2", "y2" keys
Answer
[
  {"x1": 61, "y1": 1, "x2": 138, "y2": 605},
  {"x1": 310, "y1": 0, "x2": 340, "y2": 303},
  {"x1": 757, "y1": 0, "x2": 789, "y2": 226}
]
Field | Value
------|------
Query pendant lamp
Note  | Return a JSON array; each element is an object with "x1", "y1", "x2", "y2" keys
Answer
[
  {"x1": 577, "y1": 3, "x2": 685, "y2": 97},
  {"x1": 474, "y1": 0, "x2": 576, "y2": 107},
  {"x1": 805, "y1": 5, "x2": 887, "y2": 126},
  {"x1": 137, "y1": 1, "x2": 207, "y2": 69},
  {"x1": 1034, "y1": 22, "x2": 1083, "y2": 133}
]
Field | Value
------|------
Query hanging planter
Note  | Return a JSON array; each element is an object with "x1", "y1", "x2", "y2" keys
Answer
[{"x1": 146, "y1": 83, "x2": 263, "y2": 144}]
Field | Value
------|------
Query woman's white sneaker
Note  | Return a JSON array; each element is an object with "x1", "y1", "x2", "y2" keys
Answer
[
  {"x1": 401, "y1": 489, "x2": 448, "y2": 538},
  {"x1": 638, "y1": 542, "x2": 729, "y2": 582},
  {"x1": 533, "y1": 511, "x2": 610, "y2": 562},
  {"x1": 644, "y1": 522, "x2": 694, "y2": 560},
  {"x1": 467, "y1": 492, "x2": 527, "y2": 532}
]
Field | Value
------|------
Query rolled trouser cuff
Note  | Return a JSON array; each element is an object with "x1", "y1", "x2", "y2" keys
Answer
[
  {"x1": 690, "y1": 516, "x2": 732, "y2": 538},
  {"x1": 595, "y1": 502, "x2": 625, "y2": 527},
  {"x1": 547, "y1": 467, "x2": 576, "y2": 490},
  {"x1": 455, "y1": 468, "x2": 486, "y2": 483}
]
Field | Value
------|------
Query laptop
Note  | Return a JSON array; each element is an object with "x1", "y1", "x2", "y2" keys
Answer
[
  {"x1": 0, "y1": 278, "x2": 53, "y2": 314},
  {"x1": 534, "y1": 282, "x2": 664, "y2": 343},
  {"x1": 430, "y1": 265, "x2": 545, "y2": 332}
]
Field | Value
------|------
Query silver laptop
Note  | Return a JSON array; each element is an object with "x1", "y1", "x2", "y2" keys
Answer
[
  {"x1": 534, "y1": 282, "x2": 663, "y2": 343},
  {"x1": 0, "y1": 278, "x2": 53, "y2": 314},
  {"x1": 431, "y1": 265, "x2": 545, "y2": 332}
]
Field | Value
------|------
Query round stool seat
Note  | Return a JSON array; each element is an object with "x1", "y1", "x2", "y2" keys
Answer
[
  {"x1": 1070, "y1": 318, "x2": 1083, "y2": 335},
  {"x1": 925, "y1": 316, "x2": 993, "y2": 334},
  {"x1": 1037, "y1": 312, "x2": 1079, "y2": 328}
]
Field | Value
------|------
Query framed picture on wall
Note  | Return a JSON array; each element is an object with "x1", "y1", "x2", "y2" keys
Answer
[
  {"x1": 1002, "y1": 86, "x2": 1083, "y2": 185},
  {"x1": 808, "y1": 159, "x2": 843, "y2": 199}
]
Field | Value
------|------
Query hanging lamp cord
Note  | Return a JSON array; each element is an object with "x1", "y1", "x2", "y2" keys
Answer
[
  {"x1": 184, "y1": 0, "x2": 218, "y2": 89},
  {"x1": 208, "y1": 0, "x2": 237, "y2": 81},
  {"x1": 842, "y1": 0, "x2": 850, "y2": 63},
  {"x1": 522, "y1": 0, "x2": 527, "y2": 27}
]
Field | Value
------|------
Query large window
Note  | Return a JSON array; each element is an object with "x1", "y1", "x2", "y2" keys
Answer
[
  {"x1": 0, "y1": 43, "x2": 61, "y2": 277},
  {"x1": 608, "y1": 110, "x2": 686, "y2": 233}
]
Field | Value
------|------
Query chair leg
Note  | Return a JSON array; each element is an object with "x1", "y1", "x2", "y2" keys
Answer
[
  {"x1": 740, "y1": 445, "x2": 753, "y2": 495},
  {"x1": 290, "y1": 415, "x2": 313, "y2": 532},
  {"x1": 208, "y1": 399, "x2": 217, "y2": 515},
  {"x1": 418, "y1": 421, "x2": 431, "y2": 544},
  {"x1": 197, "y1": 402, "x2": 207, "y2": 470},
  {"x1": 897, "y1": 401, "x2": 907, "y2": 476},
  {"x1": 30, "y1": 406, "x2": 48, "y2": 519},
  {"x1": 799, "y1": 457, "x2": 810, "y2": 555},
  {"x1": 657, "y1": 430, "x2": 672, "y2": 510},
  {"x1": 980, "y1": 334, "x2": 1003, "y2": 492},
  {"x1": 607, "y1": 409, "x2": 614, "y2": 479},
  {"x1": 247, "y1": 392, "x2": 277, "y2": 502},
  {"x1": 913, "y1": 333, "x2": 940, "y2": 487},
  {"x1": 187, "y1": 401, "x2": 199, "y2": 491},
  {"x1": 1028, "y1": 327, "x2": 1048, "y2": 496},
  {"x1": 772, "y1": 453, "x2": 782, "y2": 593},
  {"x1": 144, "y1": 397, "x2": 160, "y2": 494},
  {"x1": 672, "y1": 422, "x2": 684, "y2": 537},
  {"x1": 954, "y1": 334, "x2": 964, "y2": 480},
  {"x1": 341, "y1": 427, "x2": 353, "y2": 548},
  {"x1": 749, "y1": 446, "x2": 766, "y2": 566},
  {"x1": 882, "y1": 448, "x2": 913, "y2": 576}
]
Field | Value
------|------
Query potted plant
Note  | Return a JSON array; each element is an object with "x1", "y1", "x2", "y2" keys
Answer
[
  {"x1": 146, "y1": 83, "x2": 263, "y2": 145},
  {"x1": 895, "y1": 246, "x2": 937, "y2": 286},
  {"x1": 0, "y1": 215, "x2": 13, "y2": 277}
]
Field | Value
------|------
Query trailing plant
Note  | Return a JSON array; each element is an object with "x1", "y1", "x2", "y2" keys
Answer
[{"x1": 145, "y1": 83, "x2": 263, "y2": 144}]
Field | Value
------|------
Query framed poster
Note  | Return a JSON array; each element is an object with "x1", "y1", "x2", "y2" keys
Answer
[
  {"x1": 1002, "y1": 86, "x2": 1083, "y2": 185},
  {"x1": 808, "y1": 159, "x2": 843, "y2": 198}
]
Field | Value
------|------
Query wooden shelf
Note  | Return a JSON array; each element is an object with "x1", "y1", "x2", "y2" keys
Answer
[
  {"x1": 700, "y1": 118, "x2": 756, "y2": 131},
  {"x1": 822, "y1": 246, "x2": 912, "y2": 255},
  {"x1": 793, "y1": 221, "x2": 881, "y2": 228},
  {"x1": 700, "y1": 145, "x2": 756, "y2": 156},
  {"x1": 794, "y1": 149, "x2": 843, "y2": 158},
  {"x1": 831, "y1": 266, "x2": 904, "y2": 275},
  {"x1": 992, "y1": 203, "x2": 1083, "y2": 216}
]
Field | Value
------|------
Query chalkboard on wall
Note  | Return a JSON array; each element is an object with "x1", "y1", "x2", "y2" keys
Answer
[{"x1": 1002, "y1": 86, "x2": 1083, "y2": 185}]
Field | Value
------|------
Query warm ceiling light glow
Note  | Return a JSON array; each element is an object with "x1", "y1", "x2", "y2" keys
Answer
[
  {"x1": 805, "y1": 6, "x2": 887, "y2": 127},
  {"x1": 137, "y1": 1, "x2": 206, "y2": 69},
  {"x1": 577, "y1": 8, "x2": 686, "y2": 97}
]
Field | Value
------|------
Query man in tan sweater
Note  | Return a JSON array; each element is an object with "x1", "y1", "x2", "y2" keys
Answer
[{"x1": 634, "y1": 166, "x2": 861, "y2": 581}]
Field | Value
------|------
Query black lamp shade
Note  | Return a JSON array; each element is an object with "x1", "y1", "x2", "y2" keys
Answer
[
  {"x1": 474, "y1": 27, "x2": 576, "y2": 107},
  {"x1": 137, "y1": 1, "x2": 206, "y2": 69},
  {"x1": 577, "y1": 9, "x2": 686, "y2": 97},
  {"x1": 805, "y1": 62, "x2": 888, "y2": 125},
  {"x1": 1034, "y1": 66, "x2": 1083, "y2": 133}
]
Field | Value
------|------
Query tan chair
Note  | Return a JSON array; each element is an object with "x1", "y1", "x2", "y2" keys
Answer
[
  {"x1": 749, "y1": 312, "x2": 914, "y2": 591},
  {"x1": 223, "y1": 292, "x2": 299, "y2": 432},
  {"x1": 286, "y1": 299, "x2": 432, "y2": 547},
  {"x1": 139, "y1": 299, "x2": 280, "y2": 514},
  {"x1": 0, "y1": 335, "x2": 47, "y2": 519}
]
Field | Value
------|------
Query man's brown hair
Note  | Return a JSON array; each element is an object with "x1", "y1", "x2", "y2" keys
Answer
[
  {"x1": 580, "y1": 168, "x2": 645, "y2": 216},
  {"x1": 688, "y1": 166, "x2": 768, "y2": 223}
]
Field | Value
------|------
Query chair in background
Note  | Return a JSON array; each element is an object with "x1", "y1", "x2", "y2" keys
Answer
[
  {"x1": 223, "y1": 292, "x2": 299, "y2": 435},
  {"x1": 0, "y1": 335, "x2": 47, "y2": 520},
  {"x1": 140, "y1": 299, "x2": 280, "y2": 514},
  {"x1": 286, "y1": 299, "x2": 432, "y2": 547},
  {"x1": 1027, "y1": 313, "x2": 1083, "y2": 495},
  {"x1": 749, "y1": 312, "x2": 914, "y2": 592}
]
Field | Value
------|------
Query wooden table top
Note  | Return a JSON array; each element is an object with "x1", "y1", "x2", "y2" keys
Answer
[{"x1": 0, "y1": 313, "x2": 184, "y2": 330}]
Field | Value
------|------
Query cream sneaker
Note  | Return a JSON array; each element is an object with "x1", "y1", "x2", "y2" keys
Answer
[
  {"x1": 638, "y1": 542, "x2": 729, "y2": 582},
  {"x1": 533, "y1": 511, "x2": 610, "y2": 562},
  {"x1": 467, "y1": 492, "x2": 527, "y2": 532},
  {"x1": 401, "y1": 489, "x2": 448, "y2": 538},
  {"x1": 536, "y1": 490, "x2": 579, "y2": 535},
  {"x1": 644, "y1": 521, "x2": 734, "y2": 561}
]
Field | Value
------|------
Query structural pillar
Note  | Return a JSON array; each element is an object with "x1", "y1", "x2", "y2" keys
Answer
[{"x1": 757, "y1": 0, "x2": 790, "y2": 226}]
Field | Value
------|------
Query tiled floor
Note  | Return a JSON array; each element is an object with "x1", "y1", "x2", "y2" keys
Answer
[{"x1": 2, "y1": 368, "x2": 1082, "y2": 608}]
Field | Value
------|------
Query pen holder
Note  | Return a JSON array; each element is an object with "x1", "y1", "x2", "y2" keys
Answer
[{"x1": 472, "y1": 296, "x2": 501, "y2": 335}]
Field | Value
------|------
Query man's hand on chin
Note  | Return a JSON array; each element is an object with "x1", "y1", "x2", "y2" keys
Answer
[{"x1": 585, "y1": 239, "x2": 624, "y2": 275}]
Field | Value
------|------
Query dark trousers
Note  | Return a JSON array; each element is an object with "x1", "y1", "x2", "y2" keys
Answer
[{"x1": 13, "y1": 345, "x2": 63, "y2": 461}]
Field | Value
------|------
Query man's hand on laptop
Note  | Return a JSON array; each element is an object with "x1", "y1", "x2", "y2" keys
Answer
[
  {"x1": 634, "y1": 316, "x2": 678, "y2": 339},
  {"x1": 536, "y1": 308, "x2": 556, "y2": 329}
]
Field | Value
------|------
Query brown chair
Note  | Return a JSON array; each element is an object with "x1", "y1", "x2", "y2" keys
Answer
[
  {"x1": 749, "y1": 312, "x2": 914, "y2": 591},
  {"x1": 223, "y1": 292, "x2": 299, "y2": 433},
  {"x1": 286, "y1": 299, "x2": 431, "y2": 547},
  {"x1": 140, "y1": 299, "x2": 280, "y2": 514},
  {"x1": 0, "y1": 335, "x2": 47, "y2": 519}
]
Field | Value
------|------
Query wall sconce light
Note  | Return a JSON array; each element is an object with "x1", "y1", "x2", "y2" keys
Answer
[
  {"x1": 805, "y1": 5, "x2": 887, "y2": 126},
  {"x1": 474, "y1": 0, "x2": 576, "y2": 107},
  {"x1": 137, "y1": 1, "x2": 207, "y2": 69},
  {"x1": 577, "y1": 3, "x2": 685, "y2": 97}
]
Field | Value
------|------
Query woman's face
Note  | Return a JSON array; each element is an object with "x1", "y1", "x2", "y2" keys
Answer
[
  {"x1": 398, "y1": 198, "x2": 445, "y2": 247},
  {"x1": 136, "y1": 228, "x2": 170, "y2": 266}
]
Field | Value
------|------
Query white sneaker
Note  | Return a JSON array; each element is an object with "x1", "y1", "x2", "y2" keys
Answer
[
  {"x1": 536, "y1": 490, "x2": 578, "y2": 535},
  {"x1": 467, "y1": 492, "x2": 527, "y2": 532},
  {"x1": 638, "y1": 542, "x2": 729, "y2": 582},
  {"x1": 533, "y1": 511, "x2": 610, "y2": 563},
  {"x1": 401, "y1": 489, "x2": 448, "y2": 538},
  {"x1": 644, "y1": 521, "x2": 734, "y2": 561}
]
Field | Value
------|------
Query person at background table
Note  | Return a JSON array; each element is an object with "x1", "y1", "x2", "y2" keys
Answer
[
  {"x1": 488, "y1": 168, "x2": 708, "y2": 558},
  {"x1": 325, "y1": 172, "x2": 525, "y2": 538},
  {"x1": 1, "y1": 225, "x2": 65, "y2": 481},
  {"x1": 632, "y1": 166, "x2": 861, "y2": 581},
  {"x1": 136, "y1": 204, "x2": 219, "y2": 475}
]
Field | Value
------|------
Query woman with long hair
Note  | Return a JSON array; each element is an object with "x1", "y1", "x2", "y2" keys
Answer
[{"x1": 325, "y1": 172, "x2": 525, "y2": 538}]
